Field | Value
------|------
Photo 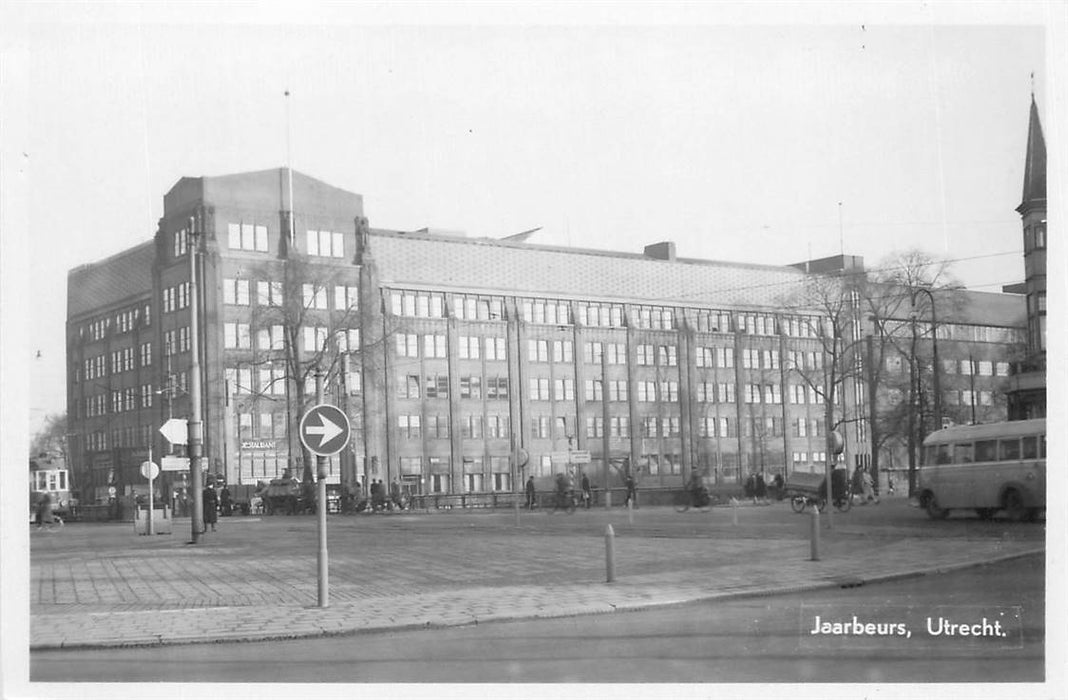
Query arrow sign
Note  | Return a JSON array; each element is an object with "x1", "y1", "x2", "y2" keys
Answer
[
  {"x1": 299, "y1": 403, "x2": 351, "y2": 456},
  {"x1": 159, "y1": 418, "x2": 188, "y2": 445}
]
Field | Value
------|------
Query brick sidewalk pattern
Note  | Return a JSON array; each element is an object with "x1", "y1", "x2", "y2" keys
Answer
[{"x1": 29, "y1": 502, "x2": 1044, "y2": 650}]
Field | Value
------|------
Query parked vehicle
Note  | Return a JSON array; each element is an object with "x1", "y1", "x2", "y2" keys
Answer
[{"x1": 918, "y1": 418, "x2": 1045, "y2": 521}]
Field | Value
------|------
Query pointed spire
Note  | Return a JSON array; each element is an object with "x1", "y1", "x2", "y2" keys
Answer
[{"x1": 1018, "y1": 94, "x2": 1046, "y2": 212}]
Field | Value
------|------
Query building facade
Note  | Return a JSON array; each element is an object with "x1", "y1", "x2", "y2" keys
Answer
[{"x1": 66, "y1": 168, "x2": 1026, "y2": 505}]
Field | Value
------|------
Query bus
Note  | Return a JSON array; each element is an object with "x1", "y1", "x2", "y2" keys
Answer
[{"x1": 918, "y1": 418, "x2": 1045, "y2": 521}]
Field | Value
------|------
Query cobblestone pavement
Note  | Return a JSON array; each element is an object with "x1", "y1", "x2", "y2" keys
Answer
[{"x1": 29, "y1": 499, "x2": 1045, "y2": 649}]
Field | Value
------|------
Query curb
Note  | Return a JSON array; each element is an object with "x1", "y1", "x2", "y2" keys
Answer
[{"x1": 30, "y1": 547, "x2": 1045, "y2": 651}]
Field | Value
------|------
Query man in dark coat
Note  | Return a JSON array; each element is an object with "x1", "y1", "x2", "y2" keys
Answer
[
  {"x1": 525, "y1": 476, "x2": 536, "y2": 510},
  {"x1": 202, "y1": 482, "x2": 219, "y2": 532}
]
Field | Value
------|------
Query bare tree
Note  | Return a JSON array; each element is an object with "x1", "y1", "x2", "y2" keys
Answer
[{"x1": 31, "y1": 413, "x2": 69, "y2": 460}]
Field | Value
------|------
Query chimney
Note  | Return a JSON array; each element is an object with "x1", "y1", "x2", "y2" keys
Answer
[{"x1": 643, "y1": 241, "x2": 676, "y2": 261}]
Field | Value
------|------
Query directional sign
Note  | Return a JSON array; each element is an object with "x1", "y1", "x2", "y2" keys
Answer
[
  {"x1": 299, "y1": 403, "x2": 351, "y2": 456},
  {"x1": 159, "y1": 418, "x2": 189, "y2": 445},
  {"x1": 569, "y1": 450, "x2": 591, "y2": 464}
]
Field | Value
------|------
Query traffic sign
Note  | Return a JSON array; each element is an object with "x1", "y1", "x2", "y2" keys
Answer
[
  {"x1": 299, "y1": 403, "x2": 351, "y2": 456},
  {"x1": 161, "y1": 456, "x2": 190, "y2": 472},
  {"x1": 140, "y1": 461, "x2": 160, "y2": 480},
  {"x1": 159, "y1": 418, "x2": 188, "y2": 445}
]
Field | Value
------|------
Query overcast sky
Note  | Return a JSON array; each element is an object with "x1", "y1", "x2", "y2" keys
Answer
[{"x1": 2, "y1": 3, "x2": 1061, "y2": 436}]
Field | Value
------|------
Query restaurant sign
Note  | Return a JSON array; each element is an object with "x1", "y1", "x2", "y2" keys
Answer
[{"x1": 241, "y1": 439, "x2": 278, "y2": 451}]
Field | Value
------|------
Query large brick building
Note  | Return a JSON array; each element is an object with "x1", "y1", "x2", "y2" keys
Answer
[{"x1": 66, "y1": 168, "x2": 1026, "y2": 505}]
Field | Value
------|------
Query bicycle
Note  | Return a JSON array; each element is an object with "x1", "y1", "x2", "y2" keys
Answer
[
  {"x1": 550, "y1": 490, "x2": 577, "y2": 514},
  {"x1": 673, "y1": 487, "x2": 713, "y2": 513}
]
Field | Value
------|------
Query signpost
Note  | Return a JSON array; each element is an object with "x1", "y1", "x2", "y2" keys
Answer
[
  {"x1": 140, "y1": 446, "x2": 160, "y2": 535},
  {"x1": 300, "y1": 393, "x2": 351, "y2": 609},
  {"x1": 159, "y1": 417, "x2": 188, "y2": 445}
]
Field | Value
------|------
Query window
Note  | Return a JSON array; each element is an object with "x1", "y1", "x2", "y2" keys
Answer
[
  {"x1": 521, "y1": 299, "x2": 571, "y2": 325},
  {"x1": 716, "y1": 347, "x2": 734, "y2": 368},
  {"x1": 302, "y1": 326, "x2": 328, "y2": 353},
  {"x1": 953, "y1": 443, "x2": 973, "y2": 464},
  {"x1": 608, "y1": 380, "x2": 628, "y2": 401},
  {"x1": 454, "y1": 295, "x2": 504, "y2": 320},
  {"x1": 461, "y1": 415, "x2": 483, "y2": 439},
  {"x1": 552, "y1": 340, "x2": 573, "y2": 363},
  {"x1": 398, "y1": 375, "x2": 421, "y2": 399},
  {"x1": 636, "y1": 345, "x2": 654, "y2": 366},
  {"x1": 334, "y1": 285, "x2": 358, "y2": 311},
  {"x1": 460, "y1": 376, "x2": 481, "y2": 399},
  {"x1": 223, "y1": 278, "x2": 251, "y2": 305},
  {"x1": 302, "y1": 284, "x2": 328, "y2": 310},
  {"x1": 529, "y1": 378, "x2": 551, "y2": 400},
  {"x1": 396, "y1": 333, "x2": 418, "y2": 357},
  {"x1": 585, "y1": 379, "x2": 603, "y2": 401},
  {"x1": 609, "y1": 416, "x2": 630, "y2": 437},
  {"x1": 719, "y1": 383, "x2": 735, "y2": 403},
  {"x1": 531, "y1": 416, "x2": 551, "y2": 438},
  {"x1": 553, "y1": 379, "x2": 575, "y2": 401},
  {"x1": 140, "y1": 342, "x2": 152, "y2": 367},
  {"x1": 226, "y1": 367, "x2": 254, "y2": 394},
  {"x1": 398, "y1": 415, "x2": 421, "y2": 438},
  {"x1": 659, "y1": 381, "x2": 679, "y2": 402},
  {"x1": 695, "y1": 347, "x2": 714, "y2": 367},
  {"x1": 658, "y1": 345, "x2": 678, "y2": 366},
  {"x1": 1021, "y1": 436, "x2": 1038, "y2": 460},
  {"x1": 636, "y1": 381, "x2": 656, "y2": 402},
  {"x1": 486, "y1": 415, "x2": 509, "y2": 438},
  {"x1": 974, "y1": 440, "x2": 997, "y2": 463},
  {"x1": 307, "y1": 230, "x2": 345, "y2": 258},
  {"x1": 586, "y1": 416, "x2": 604, "y2": 438},
  {"x1": 173, "y1": 227, "x2": 188, "y2": 258},
  {"x1": 224, "y1": 323, "x2": 252, "y2": 349},
  {"x1": 338, "y1": 328, "x2": 360, "y2": 353},
  {"x1": 486, "y1": 377, "x2": 509, "y2": 400},
  {"x1": 426, "y1": 415, "x2": 449, "y2": 438},
  {"x1": 423, "y1": 334, "x2": 447, "y2": 358},
  {"x1": 228, "y1": 223, "x2": 269, "y2": 252},
  {"x1": 257, "y1": 280, "x2": 283, "y2": 306},
  {"x1": 459, "y1": 336, "x2": 481, "y2": 360},
  {"x1": 424, "y1": 375, "x2": 450, "y2": 399},
  {"x1": 390, "y1": 291, "x2": 444, "y2": 318},
  {"x1": 257, "y1": 365, "x2": 286, "y2": 395},
  {"x1": 528, "y1": 339, "x2": 549, "y2": 362},
  {"x1": 998, "y1": 439, "x2": 1020, "y2": 461},
  {"x1": 978, "y1": 361, "x2": 993, "y2": 377},
  {"x1": 256, "y1": 325, "x2": 286, "y2": 352},
  {"x1": 484, "y1": 336, "x2": 507, "y2": 360}
]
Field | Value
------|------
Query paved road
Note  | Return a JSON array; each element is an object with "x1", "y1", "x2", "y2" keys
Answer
[
  {"x1": 30, "y1": 553, "x2": 1045, "y2": 683},
  {"x1": 27, "y1": 497, "x2": 1045, "y2": 650}
]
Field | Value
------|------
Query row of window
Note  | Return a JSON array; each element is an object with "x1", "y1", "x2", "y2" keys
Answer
[
  {"x1": 389, "y1": 289, "x2": 829, "y2": 337},
  {"x1": 162, "y1": 283, "x2": 190, "y2": 313},
  {"x1": 80, "y1": 304, "x2": 151, "y2": 341},
  {"x1": 927, "y1": 433, "x2": 1045, "y2": 465},
  {"x1": 222, "y1": 323, "x2": 359, "y2": 354},
  {"x1": 397, "y1": 375, "x2": 510, "y2": 401},
  {"x1": 85, "y1": 424, "x2": 156, "y2": 451}
]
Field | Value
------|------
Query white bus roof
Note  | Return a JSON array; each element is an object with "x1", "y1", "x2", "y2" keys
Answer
[{"x1": 923, "y1": 418, "x2": 1046, "y2": 446}]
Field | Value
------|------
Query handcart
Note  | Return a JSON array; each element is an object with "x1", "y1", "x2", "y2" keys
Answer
[{"x1": 785, "y1": 469, "x2": 852, "y2": 513}]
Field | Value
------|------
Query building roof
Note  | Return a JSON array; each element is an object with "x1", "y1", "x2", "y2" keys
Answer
[
  {"x1": 368, "y1": 229, "x2": 816, "y2": 310},
  {"x1": 1019, "y1": 96, "x2": 1047, "y2": 209},
  {"x1": 67, "y1": 240, "x2": 155, "y2": 318},
  {"x1": 934, "y1": 288, "x2": 1026, "y2": 328}
]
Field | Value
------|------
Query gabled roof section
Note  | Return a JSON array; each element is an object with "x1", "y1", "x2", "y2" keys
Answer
[
  {"x1": 1019, "y1": 96, "x2": 1046, "y2": 210},
  {"x1": 67, "y1": 240, "x2": 155, "y2": 318}
]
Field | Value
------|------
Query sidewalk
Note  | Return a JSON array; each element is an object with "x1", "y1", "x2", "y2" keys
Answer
[{"x1": 29, "y1": 503, "x2": 1044, "y2": 650}]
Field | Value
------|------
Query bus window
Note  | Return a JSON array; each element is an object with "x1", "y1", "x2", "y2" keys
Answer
[
  {"x1": 936, "y1": 444, "x2": 952, "y2": 465},
  {"x1": 953, "y1": 443, "x2": 973, "y2": 464},
  {"x1": 1040, "y1": 434, "x2": 1046, "y2": 458},
  {"x1": 999, "y1": 438, "x2": 1020, "y2": 461},
  {"x1": 924, "y1": 445, "x2": 938, "y2": 464},
  {"x1": 974, "y1": 440, "x2": 997, "y2": 463},
  {"x1": 1022, "y1": 436, "x2": 1038, "y2": 459}
]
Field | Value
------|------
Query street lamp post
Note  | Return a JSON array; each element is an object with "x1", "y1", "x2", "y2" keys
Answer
[
  {"x1": 188, "y1": 216, "x2": 205, "y2": 544},
  {"x1": 911, "y1": 287, "x2": 942, "y2": 431}
]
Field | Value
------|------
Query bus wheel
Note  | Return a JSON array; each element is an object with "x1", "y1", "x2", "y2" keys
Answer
[
  {"x1": 975, "y1": 508, "x2": 996, "y2": 520},
  {"x1": 1002, "y1": 489, "x2": 1027, "y2": 521},
  {"x1": 924, "y1": 493, "x2": 949, "y2": 520}
]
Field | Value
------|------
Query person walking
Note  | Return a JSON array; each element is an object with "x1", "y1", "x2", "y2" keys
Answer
[
  {"x1": 525, "y1": 476, "x2": 536, "y2": 510},
  {"x1": 580, "y1": 472, "x2": 592, "y2": 509},
  {"x1": 625, "y1": 473, "x2": 638, "y2": 509},
  {"x1": 202, "y1": 481, "x2": 219, "y2": 532},
  {"x1": 389, "y1": 479, "x2": 403, "y2": 509},
  {"x1": 861, "y1": 467, "x2": 879, "y2": 504},
  {"x1": 219, "y1": 486, "x2": 232, "y2": 517},
  {"x1": 755, "y1": 473, "x2": 768, "y2": 504}
]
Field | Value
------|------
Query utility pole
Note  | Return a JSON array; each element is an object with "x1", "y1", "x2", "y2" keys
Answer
[
  {"x1": 601, "y1": 345, "x2": 612, "y2": 509},
  {"x1": 188, "y1": 215, "x2": 205, "y2": 544}
]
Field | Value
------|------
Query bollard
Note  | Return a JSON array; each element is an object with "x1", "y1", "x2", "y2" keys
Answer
[
  {"x1": 810, "y1": 505, "x2": 821, "y2": 561},
  {"x1": 731, "y1": 498, "x2": 738, "y2": 526},
  {"x1": 605, "y1": 524, "x2": 616, "y2": 583},
  {"x1": 627, "y1": 500, "x2": 633, "y2": 525}
]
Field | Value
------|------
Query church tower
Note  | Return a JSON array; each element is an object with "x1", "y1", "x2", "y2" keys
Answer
[{"x1": 1007, "y1": 94, "x2": 1047, "y2": 419}]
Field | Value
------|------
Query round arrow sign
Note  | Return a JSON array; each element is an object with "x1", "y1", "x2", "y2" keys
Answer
[{"x1": 299, "y1": 403, "x2": 351, "y2": 456}]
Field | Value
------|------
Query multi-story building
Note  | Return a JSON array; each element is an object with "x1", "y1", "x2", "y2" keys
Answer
[{"x1": 66, "y1": 168, "x2": 1026, "y2": 505}]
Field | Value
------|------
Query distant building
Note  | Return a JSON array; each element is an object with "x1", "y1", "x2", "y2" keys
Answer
[
  {"x1": 1004, "y1": 95, "x2": 1047, "y2": 419},
  {"x1": 66, "y1": 168, "x2": 1026, "y2": 505}
]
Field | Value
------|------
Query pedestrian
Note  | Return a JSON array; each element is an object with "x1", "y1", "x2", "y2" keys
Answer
[
  {"x1": 887, "y1": 474, "x2": 895, "y2": 495},
  {"x1": 525, "y1": 475, "x2": 536, "y2": 510},
  {"x1": 862, "y1": 467, "x2": 879, "y2": 504},
  {"x1": 35, "y1": 492, "x2": 58, "y2": 531},
  {"x1": 220, "y1": 486, "x2": 232, "y2": 516},
  {"x1": 755, "y1": 473, "x2": 768, "y2": 504},
  {"x1": 852, "y1": 466, "x2": 865, "y2": 505},
  {"x1": 625, "y1": 474, "x2": 638, "y2": 509},
  {"x1": 744, "y1": 473, "x2": 756, "y2": 502},
  {"x1": 390, "y1": 479, "x2": 403, "y2": 509},
  {"x1": 580, "y1": 472, "x2": 592, "y2": 509},
  {"x1": 202, "y1": 481, "x2": 219, "y2": 532}
]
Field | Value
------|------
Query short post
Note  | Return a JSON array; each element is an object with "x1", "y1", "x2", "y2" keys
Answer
[
  {"x1": 604, "y1": 524, "x2": 616, "y2": 583},
  {"x1": 810, "y1": 505, "x2": 821, "y2": 561},
  {"x1": 627, "y1": 500, "x2": 633, "y2": 525},
  {"x1": 315, "y1": 369, "x2": 329, "y2": 608},
  {"x1": 732, "y1": 498, "x2": 738, "y2": 526}
]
